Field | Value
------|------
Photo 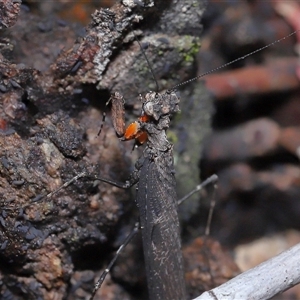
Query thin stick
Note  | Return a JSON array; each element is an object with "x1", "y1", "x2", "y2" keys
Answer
[{"x1": 194, "y1": 243, "x2": 300, "y2": 300}]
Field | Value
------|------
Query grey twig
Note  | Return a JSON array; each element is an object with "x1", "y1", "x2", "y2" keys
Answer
[{"x1": 194, "y1": 243, "x2": 300, "y2": 300}]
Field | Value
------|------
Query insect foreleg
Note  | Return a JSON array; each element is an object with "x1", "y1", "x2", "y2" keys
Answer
[
  {"x1": 93, "y1": 162, "x2": 141, "y2": 189},
  {"x1": 92, "y1": 176, "x2": 137, "y2": 189}
]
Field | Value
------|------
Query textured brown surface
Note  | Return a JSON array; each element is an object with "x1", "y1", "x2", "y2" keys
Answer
[
  {"x1": 184, "y1": 237, "x2": 240, "y2": 299},
  {"x1": 0, "y1": 1, "x2": 209, "y2": 299}
]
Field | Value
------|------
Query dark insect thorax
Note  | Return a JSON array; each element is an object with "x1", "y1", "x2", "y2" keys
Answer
[{"x1": 133, "y1": 90, "x2": 186, "y2": 299}]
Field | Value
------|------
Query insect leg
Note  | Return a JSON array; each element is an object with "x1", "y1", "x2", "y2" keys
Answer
[
  {"x1": 19, "y1": 171, "x2": 88, "y2": 211},
  {"x1": 91, "y1": 174, "x2": 218, "y2": 298},
  {"x1": 93, "y1": 157, "x2": 142, "y2": 189},
  {"x1": 90, "y1": 221, "x2": 140, "y2": 300},
  {"x1": 96, "y1": 111, "x2": 107, "y2": 137},
  {"x1": 42, "y1": 171, "x2": 88, "y2": 200},
  {"x1": 18, "y1": 170, "x2": 136, "y2": 212},
  {"x1": 177, "y1": 174, "x2": 218, "y2": 205},
  {"x1": 92, "y1": 175, "x2": 138, "y2": 189},
  {"x1": 204, "y1": 176, "x2": 218, "y2": 236}
]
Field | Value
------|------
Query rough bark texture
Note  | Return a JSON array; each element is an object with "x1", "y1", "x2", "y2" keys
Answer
[
  {"x1": 0, "y1": 1, "x2": 211, "y2": 299},
  {"x1": 0, "y1": 0, "x2": 21, "y2": 29}
]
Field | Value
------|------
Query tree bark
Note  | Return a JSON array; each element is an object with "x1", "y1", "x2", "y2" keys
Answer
[{"x1": 0, "y1": 1, "x2": 209, "y2": 299}]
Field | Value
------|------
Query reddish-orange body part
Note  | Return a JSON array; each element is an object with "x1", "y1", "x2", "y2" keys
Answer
[
  {"x1": 124, "y1": 121, "x2": 140, "y2": 140},
  {"x1": 135, "y1": 131, "x2": 148, "y2": 144},
  {"x1": 123, "y1": 114, "x2": 151, "y2": 144},
  {"x1": 139, "y1": 115, "x2": 150, "y2": 122}
]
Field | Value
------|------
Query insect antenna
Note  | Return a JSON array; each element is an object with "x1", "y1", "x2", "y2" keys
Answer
[
  {"x1": 97, "y1": 29, "x2": 160, "y2": 140},
  {"x1": 171, "y1": 29, "x2": 300, "y2": 91},
  {"x1": 132, "y1": 29, "x2": 160, "y2": 93}
]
